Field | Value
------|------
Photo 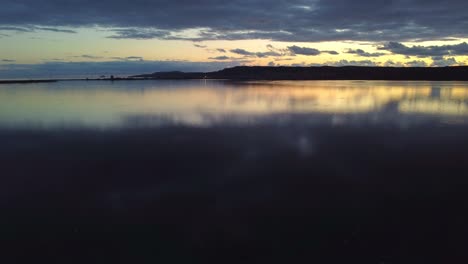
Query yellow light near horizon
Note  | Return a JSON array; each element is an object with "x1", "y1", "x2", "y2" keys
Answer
[{"x1": 1, "y1": 26, "x2": 468, "y2": 66}]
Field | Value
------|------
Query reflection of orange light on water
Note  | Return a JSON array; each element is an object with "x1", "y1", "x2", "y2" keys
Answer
[
  {"x1": 399, "y1": 99, "x2": 468, "y2": 116},
  {"x1": 1, "y1": 81, "x2": 468, "y2": 127},
  {"x1": 212, "y1": 82, "x2": 434, "y2": 113},
  {"x1": 446, "y1": 88, "x2": 468, "y2": 100}
]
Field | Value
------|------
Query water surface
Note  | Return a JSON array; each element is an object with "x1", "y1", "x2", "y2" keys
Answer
[
  {"x1": 2, "y1": 80, "x2": 468, "y2": 263},
  {"x1": 1, "y1": 80, "x2": 468, "y2": 128}
]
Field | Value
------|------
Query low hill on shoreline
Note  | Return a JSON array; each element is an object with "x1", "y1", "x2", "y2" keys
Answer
[{"x1": 3, "y1": 66, "x2": 468, "y2": 84}]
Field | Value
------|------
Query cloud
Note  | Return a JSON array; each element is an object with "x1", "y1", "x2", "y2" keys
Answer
[
  {"x1": 208, "y1": 56, "x2": 231, "y2": 60},
  {"x1": 291, "y1": 62, "x2": 306, "y2": 67},
  {"x1": 0, "y1": 25, "x2": 76, "y2": 33},
  {"x1": 110, "y1": 56, "x2": 145, "y2": 61},
  {"x1": 287, "y1": 45, "x2": 339, "y2": 56},
  {"x1": 379, "y1": 42, "x2": 468, "y2": 57},
  {"x1": 326, "y1": 59, "x2": 379, "y2": 67},
  {"x1": 1, "y1": 59, "x2": 15, "y2": 62},
  {"x1": 126, "y1": 56, "x2": 144, "y2": 61},
  {"x1": 287, "y1": 45, "x2": 321, "y2": 56},
  {"x1": 346, "y1": 49, "x2": 386, "y2": 57},
  {"x1": 216, "y1": 49, "x2": 226, "y2": 53},
  {"x1": 227, "y1": 45, "x2": 337, "y2": 59},
  {"x1": 229, "y1": 48, "x2": 282, "y2": 58},
  {"x1": 194, "y1": 44, "x2": 207, "y2": 48},
  {"x1": 71, "y1": 54, "x2": 144, "y2": 61},
  {"x1": 75, "y1": 55, "x2": 103, "y2": 59},
  {"x1": 405, "y1": 60, "x2": 428, "y2": 67},
  {"x1": 383, "y1": 60, "x2": 404, "y2": 67},
  {"x1": 0, "y1": 26, "x2": 32, "y2": 32},
  {"x1": 274, "y1": 58, "x2": 294, "y2": 61},
  {"x1": 230, "y1": 49, "x2": 253, "y2": 56},
  {"x1": 324, "y1": 50, "x2": 339, "y2": 55},
  {"x1": 35, "y1": 27, "x2": 77, "y2": 33},
  {"x1": 431, "y1": 57, "x2": 458, "y2": 67},
  {"x1": 2, "y1": 0, "x2": 468, "y2": 42},
  {"x1": 107, "y1": 28, "x2": 171, "y2": 39}
]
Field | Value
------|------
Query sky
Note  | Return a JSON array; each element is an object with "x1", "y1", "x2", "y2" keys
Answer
[{"x1": 1, "y1": 0, "x2": 468, "y2": 78}]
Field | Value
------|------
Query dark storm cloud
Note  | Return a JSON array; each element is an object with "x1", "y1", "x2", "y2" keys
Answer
[
  {"x1": 346, "y1": 49, "x2": 386, "y2": 57},
  {"x1": 2, "y1": 0, "x2": 468, "y2": 42},
  {"x1": 379, "y1": 42, "x2": 468, "y2": 57}
]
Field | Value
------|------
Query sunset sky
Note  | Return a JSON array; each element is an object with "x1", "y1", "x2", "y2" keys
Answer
[{"x1": 1, "y1": 0, "x2": 468, "y2": 78}]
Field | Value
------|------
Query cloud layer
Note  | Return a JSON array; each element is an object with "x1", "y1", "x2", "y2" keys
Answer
[
  {"x1": 216, "y1": 45, "x2": 338, "y2": 60},
  {"x1": 346, "y1": 49, "x2": 386, "y2": 57},
  {"x1": 2, "y1": 0, "x2": 468, "y2": 42},
  {"x1": 379, "y1": 42, "x2": 468, "y2": 57}
]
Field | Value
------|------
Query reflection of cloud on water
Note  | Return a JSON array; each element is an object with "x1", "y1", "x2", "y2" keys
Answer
[
  {"x1": 122, "y1": 110, "x2": 468, "y2": 129},
  {"x1": 430, "y1": 86, "x2": 441, "y2": 99},
  {"x1": 399, "y1": 99, "x2": 468, "y2": 116},
  {"x1": 2, "y1": 80, "x2": 468, "y2": 128},
  {"x1": 216, "y1": 84, "x2": 458, "y2": 115},
  {"x1": 122, "y1": 82, "x2": 468, "y2": 127}
]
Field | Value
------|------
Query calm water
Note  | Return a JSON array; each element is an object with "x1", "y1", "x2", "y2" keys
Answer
[
  {"x1": 1, "y1": 80, "x2": 468, "y2": 128},
  {"x1": 3, "y1": 80, "x2": 468, "y2": 262}
]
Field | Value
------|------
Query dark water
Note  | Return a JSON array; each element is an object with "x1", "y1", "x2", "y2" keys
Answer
[{"x1": 1, "y1": 80, "x2": 468, "y2": 263}]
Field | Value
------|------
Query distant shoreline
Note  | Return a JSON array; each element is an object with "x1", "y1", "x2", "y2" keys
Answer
[
  {"x1": 0, "y1": 79, "x2": 59, "y2": 84},
  {"x1": 2, "y1": 66, "x2": 468, "y2": 84}
]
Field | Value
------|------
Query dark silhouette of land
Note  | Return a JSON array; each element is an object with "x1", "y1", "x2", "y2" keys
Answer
[
  {"x1": 134, "y1": 66, "x2": 468, "y2": 81},
  {"x1": 3, "y1": 66, "x2": 468, "y2": 84},
  {"x1": 0, "y1": 79, "x2": 58, "y2": 84}
]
